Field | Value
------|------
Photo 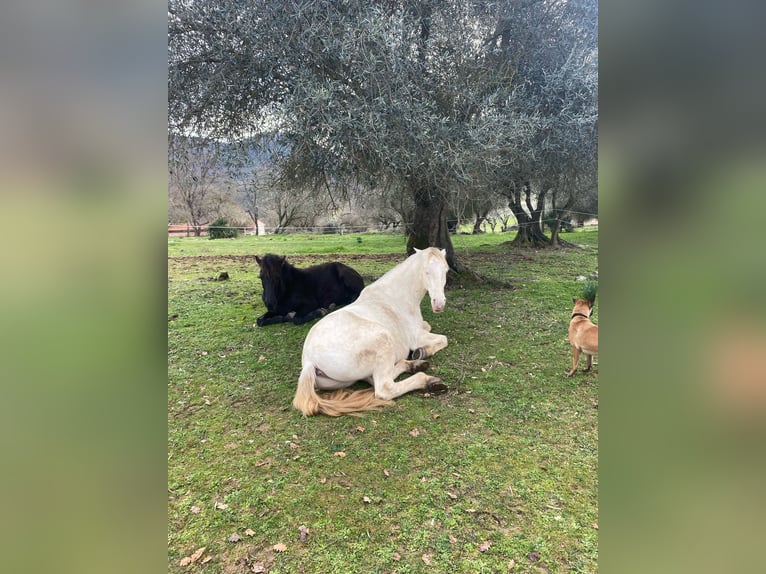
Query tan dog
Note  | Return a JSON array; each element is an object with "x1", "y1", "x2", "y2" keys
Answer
[{"x1": 566, "y1": 298, "x2": 598, "y2": 376}]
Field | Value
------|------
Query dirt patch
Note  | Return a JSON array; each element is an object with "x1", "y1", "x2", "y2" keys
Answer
[{"x1": 221, "y1": 545, "x2": 277, "y2": 574}]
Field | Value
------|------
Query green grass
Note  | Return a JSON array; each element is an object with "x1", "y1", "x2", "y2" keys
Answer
[{"x1": 168, "y1": 228, "x2": 598, "y2": 573}]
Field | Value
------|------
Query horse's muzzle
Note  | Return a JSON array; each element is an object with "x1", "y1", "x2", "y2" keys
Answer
[{"x1": 431, "y1": 298, "x2": 446, "y2": 313}]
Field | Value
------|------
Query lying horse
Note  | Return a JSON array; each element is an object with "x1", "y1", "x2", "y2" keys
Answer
[
  {"x1": 293, "y1": 247, "x2": 450, "y2": 416},
  {"x1": 255, "y1": 254, "x2": 364, "y2": 326}
]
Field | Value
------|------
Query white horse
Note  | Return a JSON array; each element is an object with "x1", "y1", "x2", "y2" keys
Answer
[{"x1": 293, "y1": 247, "x2": 450, "y2": 416}]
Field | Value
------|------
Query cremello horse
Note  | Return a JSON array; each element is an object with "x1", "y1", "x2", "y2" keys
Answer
[{"x1": 293, "y1": 247, "x2": 450, "y2": 416}]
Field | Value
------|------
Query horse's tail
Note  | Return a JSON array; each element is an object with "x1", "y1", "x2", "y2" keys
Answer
[{"x1": 293, "y1": 362, "x2": 393, "y2": 417}]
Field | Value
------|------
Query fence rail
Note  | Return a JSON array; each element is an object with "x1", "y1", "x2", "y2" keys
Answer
[{"x1": 168, "y1": 219, "x2": 598, "y2": 237}]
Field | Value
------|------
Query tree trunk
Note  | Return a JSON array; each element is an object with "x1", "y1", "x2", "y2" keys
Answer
[
  {"x1": 506, "y1": 179, "x2": 551, "y2": 247},
  {"x1": 548, "y1": 190, "x2": 560, "y2": 246},
  {"x1": 472, "y1": 212, "x2": 486, "y2": 234},
  {"x1": 405, "y1": 188, "x2": 465, "y2": 272},
  {"x1": 550, "y1": 218, "x2": 561, "y2": 246},
  {"x1": 508, "y1": 208, "x2": 549, "y2": 246}
]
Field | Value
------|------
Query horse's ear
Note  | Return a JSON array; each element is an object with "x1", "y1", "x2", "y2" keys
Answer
[{"x1": 255, "y1": 255, "x2": 262, "y2": 267}]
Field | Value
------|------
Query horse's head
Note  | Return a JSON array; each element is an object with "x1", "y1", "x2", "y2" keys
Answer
[
  {"x1": 417, "y1": 247, "x2": 448, "y2": 313},
  {"x1": 256, "y1": 254, "x2": 287, "y2": 311}
]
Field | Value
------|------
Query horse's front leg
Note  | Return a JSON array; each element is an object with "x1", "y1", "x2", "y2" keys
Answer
[
  {"x1": 411, "y1": 332, "x2": 448, "y2": 359},
  {"x1": 292, "y1": 308, "x2": 328, "y2": 325},
  {"x1": 257, "y1": 311, "x2": 293, "y2": 326}
]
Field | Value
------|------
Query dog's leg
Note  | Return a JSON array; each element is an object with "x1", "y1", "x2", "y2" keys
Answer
[
  {"x1": 583, "y1": 354, "x2": 592, "y2": 372},
  {"x1": 566, "y1": 347, "x2": 580, "y2": 377}
]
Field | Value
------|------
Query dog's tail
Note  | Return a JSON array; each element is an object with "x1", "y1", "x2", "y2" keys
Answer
[{"x1": 293, "y1": 361, "x2": 392, "y2": 417}]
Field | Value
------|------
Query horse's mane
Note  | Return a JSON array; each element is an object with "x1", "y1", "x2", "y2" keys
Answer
[{"x1": 374, "y1": 248, "x2": 445, "y2": 286}]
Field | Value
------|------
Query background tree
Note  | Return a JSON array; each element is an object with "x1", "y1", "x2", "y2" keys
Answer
[
  {"x1": 169, "y1": 0, "x2": 597, "y2": 260},
  {"x1": 472, "y1": 0, "x2": 598, "y2": 247},
  {"x1": 168, "y1": 134, "x2": 223, "y2": 236}
]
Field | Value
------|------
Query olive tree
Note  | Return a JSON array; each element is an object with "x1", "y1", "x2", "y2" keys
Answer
[{"x1": 169, "y1": 0, "x2": 597, "y2": 262}]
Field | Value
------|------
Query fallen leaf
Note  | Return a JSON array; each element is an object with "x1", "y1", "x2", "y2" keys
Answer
[
  {"x1": 392, "y1": 552, "x2": 401, "y2": 561},
  {"x1": 446, "y1": 491, "x2": 458, "y2": 500},
  {"x1": 214, "y1": 502, "x2": 229, "y2": 510},
  {"x1": 362, "y1": 496, "x2": 372, "y2": 503},
  {"x1": 319, "y1": 477, "x2": 327, "y2": 484},
  {"x1": 591, "y1": 521, "x2": 598, "y2": 530},
  {"x1": 200, "y1": 556, "x2": 212, "y2": 564},
  {"x1": 422, "y1": 553, "x2": 432, "y2": 565},
  {"x1": 479, "y1": 540, "x2": 492, "y2": 552},
  {"x1": 409, "y1": 428, "x2": 420, "y2": 437},
  {"x1": 289, "y1": 442, "x2": 298, "y2": 449},
  {"x1": 190, "y1": 505, "x2": 201, "y2": 514},
  {"x1": 189, "y1": 547, "x2": 206, "y2": 563},
  {"x1": 468, "y1": 408, "x2": 476, "y2": 414},
  {"x1": 383, "y1": 469, "x2": 390, "y2": 477},
  {"x1": 298, "y1": 525, "x2": 310, "y2": 542},
  {"x1": 508, "y1": 558, "x2": 516, "y2": 570},
  {"x1": 245, "y1": 528, "x2": 255, "y2": 536},
  {"x1": 333, "y1": 451, "x2": 346, "y2": 458},
  {"x1": 258, "y1": 355, "x2": 266, "y2": 361},
  {"x1": 273, "y1": 543, "x2": 287, "y2": 552},
  {"x1": 179, "y1": 546, "x2": 206, "y2": 567},
  {"x1": 251, "y1": 562, "x2": 265, "y2": 573},
  {"x1": 432, "y1": 414, "x2": 440, "y2": 420},
  {"x1": 356, "y1": 426, "x2": 365, "y2": 432},
  {"x1": 449, "y1": 535, "x2": 457, "y2": 544},
  {"x1": 228, "y1": 533, "x2": 241, "y2": 543}
]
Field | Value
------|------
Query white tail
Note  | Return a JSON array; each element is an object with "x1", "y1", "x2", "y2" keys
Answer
[{"x1": 292, "y1": 361, "x2": 392, "y2": 417}]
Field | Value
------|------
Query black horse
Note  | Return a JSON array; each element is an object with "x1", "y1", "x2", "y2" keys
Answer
[{"x1": 255, "y1": 254, "x2": 365, "y2": 326}]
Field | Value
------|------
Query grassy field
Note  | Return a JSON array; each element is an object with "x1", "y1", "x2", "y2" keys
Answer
[{"x1": 168, "y1": 229, "x2": 598, "y2": 573}]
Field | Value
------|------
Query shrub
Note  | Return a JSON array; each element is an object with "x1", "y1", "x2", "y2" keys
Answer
[
  {"x1": 581, "y1": 281, "x2": 598, "y2": 302},
  {"x1": 208, "y1": 217, "x2": 239, "y2": 239}
]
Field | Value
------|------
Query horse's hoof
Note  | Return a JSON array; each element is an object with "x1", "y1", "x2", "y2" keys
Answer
[
  {"x1": 410, "y1": 360, "x2": 430, "y2": 373},
  {"x1": 409, "y1": 347, "x2": 426, "y2": 361},
  {"x1": 426, "y1": 377, "x2": 447, "y2": 394}
]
